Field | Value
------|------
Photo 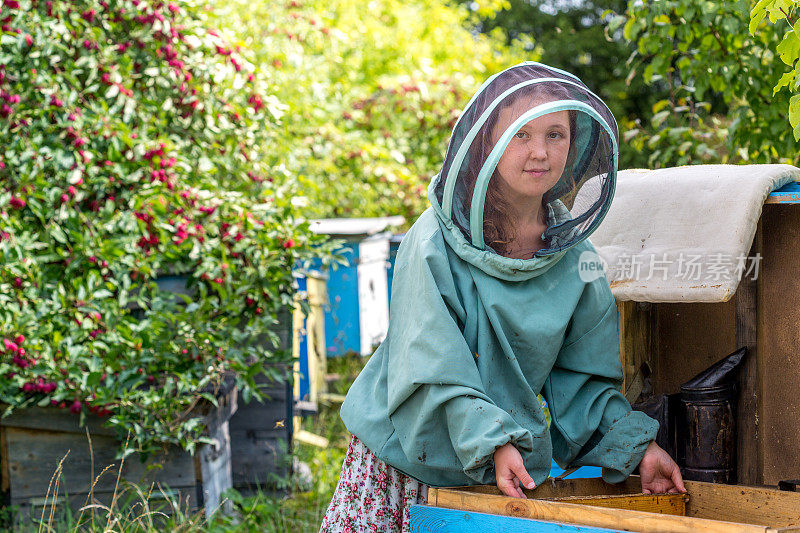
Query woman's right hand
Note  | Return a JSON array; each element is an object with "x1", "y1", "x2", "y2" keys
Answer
[{"x1": 493, "y1": 442, "x2": 536, "y2": 498}]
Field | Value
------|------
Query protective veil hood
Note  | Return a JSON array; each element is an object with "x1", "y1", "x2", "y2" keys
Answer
[{"x1": 428, "y1": 62, "x2": 619, "y2": 280}]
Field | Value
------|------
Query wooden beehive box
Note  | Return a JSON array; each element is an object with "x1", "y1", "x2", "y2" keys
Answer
[
  {"x1": 229, "y1": 368, "x2": 292, "y2": 494},
  {"x1": 587, "y1": 169, "x2": 800, "y2": 486},
  {"x1": 614, "y1": 185, "x2": 800, "y2": 486},
  {"x1": 412, "y1": 477, "x2": 800, "y2": 532},
  {"x1": 229, "y1": 308, "x2": 294, "y2": 495},
  {"x1": 0, "y1": 386, "x2": 236, "y2": 520}
]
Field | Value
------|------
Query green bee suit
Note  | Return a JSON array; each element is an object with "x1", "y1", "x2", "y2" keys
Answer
[{"x1": 340, "y1": 62, "x2": 658, "y2": 488}]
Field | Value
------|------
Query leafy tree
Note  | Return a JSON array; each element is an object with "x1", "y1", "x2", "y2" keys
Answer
[
  {"x1": 210, "y1": 0, "x2": 528, "y2": 222},
  {"x1": 452, "y1": 0, "x2": 666, "y2": 169},
  {"x1": 752, "y1": 0, "x2": 800, "y2": 140},
  {"x1": 612, "y1": 0, "x2": 797, "y2": 167}
]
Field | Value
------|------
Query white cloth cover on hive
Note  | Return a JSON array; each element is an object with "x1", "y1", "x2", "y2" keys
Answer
[{"x1": 587, "y1": 164, "x2": 800, "y2": 303}]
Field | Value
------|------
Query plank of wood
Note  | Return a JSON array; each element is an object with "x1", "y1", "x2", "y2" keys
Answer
[
  {"x1": 229, "y1": 379, "x2": 290, "y2": 434},
  {"x1": 229, "y1": 436, "x2": 289, "y2": 487},
  {"x1": 294, "y1": 429, "x2": 329, "y2": 448},
  {"x1": 735, "y1": 223, "x2": 762, "y2": 485},
  {"x1": 1, "y1": 389, "x2": 236, "y2": 436},
  {"x1": 4, "y1": 427, "x2": 196, "y2": 499},
  {"x1": 758, "y1": 206, "x2": 800, "y2": 485},
  {"x1": 306, "y1": 275, "x2": 328, "y2": 404},
  {"x1": 1, "y1": 425, "x2": 9, "y2": 494},
  {"x1": 617, "y1": 301, "x2": 656, "y2": 398},
  {"x1": 197, "y1": 419, "x2": 233, "y2": 516},
  {"x1": 683, "y1": 479, "x2": 800, "y2": 527},
  {"x1": 229, "y1": 423, "x2": 290, "y2": 488},
  {"x1": 410, "y1": 504, "x2": 626, "y2": 533},
  {"x1": 765, "y1": 182, "x2": 800, "y2": 204},
  {"x1": 439, "y1": 479, "x2": 800, "y2": 528},
  {"x1": 0, "y1": 407, "x2": 115, "y2": 435},
  {"x1": 430, "y1": 489, "x2": 769, "y2": 533},
  {"x1": 542, "y1": 493, "x2": 687, "y2": 516},
  {"x1": 318, "y1": 393, "x2": 347, "y2": 404},
  {"x1": 439, "y1": 477, "x2": 642, "y2": 500}
]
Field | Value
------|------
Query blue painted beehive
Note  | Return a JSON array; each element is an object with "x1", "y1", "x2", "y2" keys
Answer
[{"x1": 308, "y1": 216, "x2": 404, "y2": 358}]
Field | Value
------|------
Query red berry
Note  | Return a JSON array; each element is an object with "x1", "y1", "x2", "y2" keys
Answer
[{"x1": 69, "y1": 400, "x2": 82, "y2": 414}]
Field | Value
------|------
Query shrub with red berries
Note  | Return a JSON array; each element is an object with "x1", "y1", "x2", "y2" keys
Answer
[{"x1": 0, "y1": 0, "x2": 328, "y2": 455}]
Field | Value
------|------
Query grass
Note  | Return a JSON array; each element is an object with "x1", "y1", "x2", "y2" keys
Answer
[
  {"x1": 237, "y1": 352, "x2": 366, "y2": 532},
  {"x1": 1, "y1": 353, "x2": 366, "y2": 532}
]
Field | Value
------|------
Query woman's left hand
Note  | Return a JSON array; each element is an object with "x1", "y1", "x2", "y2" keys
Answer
[{"x1": 639, "y1": 441, "x2": 687, "y2": 494}]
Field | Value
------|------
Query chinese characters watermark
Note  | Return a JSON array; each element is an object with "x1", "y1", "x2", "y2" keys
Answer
[{"x1": 578, "y1": 251, "x2": 762, "y2": 283}]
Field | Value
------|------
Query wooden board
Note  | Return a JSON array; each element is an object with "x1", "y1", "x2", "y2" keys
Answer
[
  {"x1": 3, "y1": 426, "x2": 197, "y2": 500},
  {"x1": 541, "y1": 493, "x2": 687, "y2": 515},
  {"x1": 429, "y1": 478, "x2": 800, "y2": 532},
  {"x1": 229, "y1": 374, "x2": 292, "y2": 492},
  {"x1": 410, "y1": 505, "x2": 626, "y2": 533},
  {"x1": 617, "y1": 301, "x2": 656, "y2": 397},
  {"x1": 758, "y1": 205, "x2": 800, "y2": 485},
  {"x1": 0, "y1": 390, "x2": 237, "y2": 518},
  {"x1": 445, "y1": 477, "x2": 641, "y2": 499},
  {"x1": 736, "y1": 222, "x2": 762, "y2": 485},
  {"x1": 429, "y1": 488, "x2": 769, "y2": 533},
  {"x1": 766, "y1": 182, "x2": 800, "y2": 204},
  {"x1": 684, "y1": 480, "x2": 800, "y2": 527}
]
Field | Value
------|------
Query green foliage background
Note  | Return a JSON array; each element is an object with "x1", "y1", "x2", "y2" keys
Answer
[
  {"x1": 0, "y1": 0, "x2": 326, "y2": 455},
  {"x1": 209, "y1": 0, "x2": 528, "y2": 224},
  {"x1": 612, "y1": 0, "x2": 800, "y2": 167}
]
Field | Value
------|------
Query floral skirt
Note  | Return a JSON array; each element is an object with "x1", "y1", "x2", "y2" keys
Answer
[{"x1": 319, "y1": 435, "x2": 429, "y2": 533}]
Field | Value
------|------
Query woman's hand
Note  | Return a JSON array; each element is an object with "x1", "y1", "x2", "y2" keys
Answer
[
  {"x1": 493, "y1": 442, "x2": 536, "y2": 498},
  {"x1": 639, "y1": 441, "x2": 687, "y2": 494}
]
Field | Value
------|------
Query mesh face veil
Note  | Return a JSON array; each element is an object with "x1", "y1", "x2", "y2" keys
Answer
[{"x1": 430, "y1": 62, "x2": 618, "y2": 258}]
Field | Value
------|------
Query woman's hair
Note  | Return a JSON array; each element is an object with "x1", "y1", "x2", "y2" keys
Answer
[{"x1": 463, "y1": 82, "x2": 578, "y2": 256}]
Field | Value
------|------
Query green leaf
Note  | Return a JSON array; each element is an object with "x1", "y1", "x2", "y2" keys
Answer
[
  {"x1": 789, "y1": 93, "x2": 800, "y2": 129},
  {"x1": 623, "y1": 17, "x2": 637, "y2": 41},
  {"x1": 653, "y1": 14, "x2": 671, "y2": 26},
  {"x1": 608, "y1": 15, "x2": 626, "y2": 34},
  {"x1": 652, "y1": 110, "x2": 671, "y2": 127},
  {"x1": 774, "y1": 70, "x2": 797, "y2": 93},
  {"x1": 86, "y1": 371, "x2": 102, "y2": 387},
  {"x1": 776, "y1": 30, "x2": 800, "y2": 66},
  {"x1": 749, "y1": 8, "x2": 767, "y2": 36}
]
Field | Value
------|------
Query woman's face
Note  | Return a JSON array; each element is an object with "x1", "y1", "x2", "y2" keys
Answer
[{"x1": 490, "y1": 97, "x2": 571, "y2": 214}]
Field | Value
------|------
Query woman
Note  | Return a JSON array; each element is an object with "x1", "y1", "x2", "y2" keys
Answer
[{"x1": 320, "y1": 62, "x2": 684, "y2": 533}]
